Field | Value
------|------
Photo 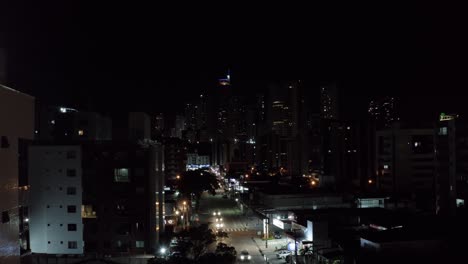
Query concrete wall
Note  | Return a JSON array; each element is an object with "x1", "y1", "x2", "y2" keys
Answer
[
  {"x1": 29, "y1": 146, "x2": 83, "y2": 254},
  {"x1": 0, "y1": 85, "x2": 34, "y2": 264}
]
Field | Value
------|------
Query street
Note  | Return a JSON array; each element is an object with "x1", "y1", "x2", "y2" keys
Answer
[{"x1": 197, "y1": 191, "x2": 291, "y2": 264}]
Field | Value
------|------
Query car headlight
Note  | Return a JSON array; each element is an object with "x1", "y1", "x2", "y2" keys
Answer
[
  {"x1": 220, "y1": 223, "x2": 224, "y2": 227},
  {"x1": 248, "y1": 255, "x2": 251, "y2": 260},
  {"x1": 213, "y1": 212, "x2": 216, "y2": 216},
  {"x1": 218, "y1": 212, "x2": 221, "y2": 216},
  {"x1": 240, "y1": 256, "x2": 244, "y2": 260},
  {"x1": 220, "y1": 218, "x2": 223, "y2": 221}
]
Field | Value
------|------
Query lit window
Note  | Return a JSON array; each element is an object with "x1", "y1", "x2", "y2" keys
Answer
[
  {"x1": 384, "y1": 165, "x2": 389, "y2": 169},
  {"x1": 439, "y1": 127, "x2": 448, "y2": 135},
  {"x1": 114, "y1": 168, "x2": 130, "y2": 182},
  {"x1": 136, "y1": 241, "x2": 145, "y2": 248},
  {"x1": 78, "y1": 130, "x2": 84, "y2": 136},
  {"x1": 81, "y1": 205, "x2": 97, "y2": 218}
]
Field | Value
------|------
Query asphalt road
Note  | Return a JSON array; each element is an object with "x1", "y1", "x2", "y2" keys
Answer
[{"x1": 198, "y1": 191, "x2": 291, "y2": 264}]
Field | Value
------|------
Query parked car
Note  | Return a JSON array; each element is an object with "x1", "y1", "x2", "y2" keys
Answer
[
  {"x1": 276, "y1": 250, "x2": 291, "y2": 259},
  {"x1": 274, "y1": 231, "x2": 282, "y2": 239}
]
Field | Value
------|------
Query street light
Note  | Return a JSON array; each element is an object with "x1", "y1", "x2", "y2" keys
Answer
[
  {"x1": 176, "y1": 175, "x2": 180, "y2": 179},
  {"x1": 160, "y1": 247, "x2": 167, "y2": 255}
]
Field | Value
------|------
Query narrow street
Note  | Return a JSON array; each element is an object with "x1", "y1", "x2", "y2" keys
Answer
[{"x1": 197, "y1": 191, "x2": 290, "y2": 264}]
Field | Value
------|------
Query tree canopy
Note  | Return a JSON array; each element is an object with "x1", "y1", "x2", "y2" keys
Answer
[{"x1": 177, "y1": 169, "x2": 218, "y2": 211}]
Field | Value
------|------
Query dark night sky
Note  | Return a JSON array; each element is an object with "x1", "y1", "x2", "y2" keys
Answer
[{"x1": 3, "y1": 2, "x2": 468, "y2": 120}]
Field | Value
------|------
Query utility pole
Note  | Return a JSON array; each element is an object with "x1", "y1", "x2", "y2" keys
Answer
[
  {"x1": 293, "y1": 229, "x2": 300, "y2": 264},
  {"x1": 264, "y1": 217, "x2": 269, "y2": 248}
]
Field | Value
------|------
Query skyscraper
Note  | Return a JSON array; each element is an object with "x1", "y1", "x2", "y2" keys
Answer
[
  {"x1": 173, "y1": 115, "x2": 186, "y2": 139},
  {"x1": 153, "y1": 113, "x2": 165, "y2": 138},
  {"x1": 320, "y1": 82, "x2": 339, "y2": 120},
  {"x1": 184, "y1": 103, "x2": 197, "y2": 130},
  {"x1": 368, "y1": 96, "x2": 398, "y2": 129}
]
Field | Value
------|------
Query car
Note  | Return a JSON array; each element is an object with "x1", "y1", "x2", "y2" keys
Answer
[
  {"x1": 276, "y1": 250, "x2": 291, "y2": 259},
  {"x1": 170, "y1": 251, "x2": 182, "y2": 257},
  {"x1": 239, "y1": 250, "x2": 251, "y2": 261},
  {"x1": 274, "y1": 231, "x2": 282, "y2": 239},
  {"x1": 215, "y1": 222, "x2": 224, "y2": 228},
  {"x1": 170, "y1": 239, "x2": 178, "y2": 247},
  {"x1": 213, "y1": 210, "x2": 221, "y2": 216}
]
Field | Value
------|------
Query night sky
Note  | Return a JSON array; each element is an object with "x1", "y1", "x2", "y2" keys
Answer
[{"x1": 3, "y1": 2, "x2": 468, "y2": 120}]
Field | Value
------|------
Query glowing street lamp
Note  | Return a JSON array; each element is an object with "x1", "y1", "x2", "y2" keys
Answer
[
  {"x1": 160, "y1": 247, "x2": 167, "y2": 255},
  {"x1": 176, "y1": 175, "x2": 180, "y2": 179},
  {"x1": 311, "y1": 180, "x2": 316, "y2": 186},
  {"x1": 368, "y1": 179, "x2": 373, "y2": 184}
]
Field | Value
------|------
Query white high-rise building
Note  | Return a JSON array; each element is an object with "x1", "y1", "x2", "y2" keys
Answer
[
  {"x1": 28, "y1": 145, "x2": 84, "y2": 254},
  {"x1": 0, "y1": 84, "x2": 34, "y2": 264}
]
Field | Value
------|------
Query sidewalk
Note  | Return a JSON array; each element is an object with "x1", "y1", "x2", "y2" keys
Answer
[{"x1": 252, "y1": 237, "x2": 290, "y2": 264}]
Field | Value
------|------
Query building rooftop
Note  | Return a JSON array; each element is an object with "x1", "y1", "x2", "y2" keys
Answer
[
  {"x1": 258, "y1": 184, "x2": 340, "y2": 196},
  {"x1": 0, "y1": 83, "x2": 35, "y2": 99},
  {"x1": 361, "y1": 227, "x2": 443, "y2": 243},
  {"x1": 290, "y1": 208, "x2": 409, "y2": 228}
]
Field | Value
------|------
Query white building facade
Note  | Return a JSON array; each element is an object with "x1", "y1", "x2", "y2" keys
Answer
[{"x1": 28, "y1": 145, "x2": 84, "y2": 254}]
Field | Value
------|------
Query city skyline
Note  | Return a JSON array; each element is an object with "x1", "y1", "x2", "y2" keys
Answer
[
  {"x1": 2, "y1": 3, "x2": 468, "y2": 264},
  {"x1": 3, "y1": 2, "x2": 467, "y2": 118}
]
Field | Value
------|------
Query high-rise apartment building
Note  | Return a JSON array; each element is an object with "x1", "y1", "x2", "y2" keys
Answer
[
  {"x1": 376, "y1": 123, "x2": 436, "y2": 210},
  {"x1": 320, "y1": 82, "x2": 339, "y2": 120},
  {"x1": 368, "y1": 96, "x2": 398, "y2": 129},
  {"x1": 0, "y1": 85, "x2": 35, "y2": 264},
  {"x1": 128, "y1": 112, "x2": 151, "y2": 141},
  {"x1": 28, "y1": 141, "x2": 165, "y2": 255},
  {"x1": 28, "y1": 145, "x2": 84, "y2": 254},
  {"x1": 435, "y1": 113, "x2": 468, "y2": 216}
]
